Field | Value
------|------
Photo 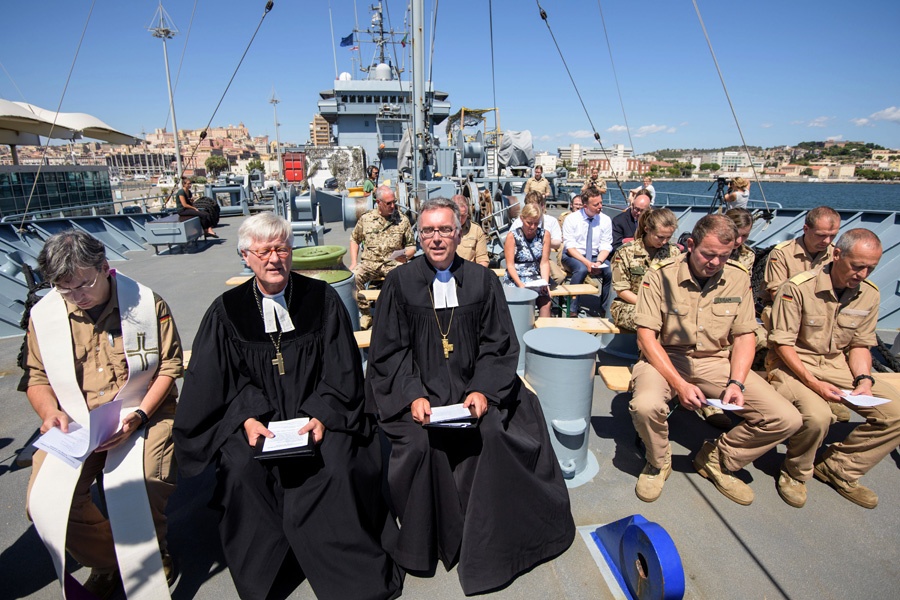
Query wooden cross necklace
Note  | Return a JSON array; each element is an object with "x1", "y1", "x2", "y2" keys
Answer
[
  {"x1": 252, "y1": 277, "x2": 292, "y2": 375},
  {"x1": 427, "y1": 286, "x2": 455, "y2": 359}
]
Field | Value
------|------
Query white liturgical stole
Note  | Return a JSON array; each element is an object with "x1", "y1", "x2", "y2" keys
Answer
[
  {"x1": 260, "y1": 287, "x2": 295, "y2": 333},
  {"x1": 28, "y1": 272, "x2": 170, "y2": 600},
  {"x1": 432, "y1": 268, "x2": 458, "y2": 309}
]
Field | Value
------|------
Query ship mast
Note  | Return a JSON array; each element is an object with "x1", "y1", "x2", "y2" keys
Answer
[{"x1": 148, "y1": 2, "x2": 183, "y2": 179}]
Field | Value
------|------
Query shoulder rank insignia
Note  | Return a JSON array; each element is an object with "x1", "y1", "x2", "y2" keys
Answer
[
  {"x1": 789, "y1": 271, "x2": 816, "y2": 285},
  {"x1": 651, "y1": 257, "x2": 675, "y2": 270},
  {"x1": 862, "y1": 279, "x2": 879, "y2": 291},
  {"x1": 726, "y1": 259, "x2": 748, "y2": 272},
  {"x1": 774, "y1": 239, "x2": 793, "y2": 249}
]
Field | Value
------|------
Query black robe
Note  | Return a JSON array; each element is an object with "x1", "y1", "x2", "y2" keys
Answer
[
  {"x1": 174, "y1": 273, "x2": 401, "y2": 600},
  {"x1": 366, "y1": 256, "x2": 575, "y2": 595}
]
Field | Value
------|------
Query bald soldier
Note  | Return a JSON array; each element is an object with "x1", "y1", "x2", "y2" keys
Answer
[
  {"x1": 767, "y1": 229, "x2": 900, "y2": 509},
  {"x1": 630, "y1": 214, "x2": 801, "y2": 504},
  {"x1": 762, "y1": 206, "x2": 850, "y2": 421}
]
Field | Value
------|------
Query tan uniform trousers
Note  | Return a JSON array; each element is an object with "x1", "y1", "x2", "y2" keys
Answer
[
  {"x1": 768, "y1": 355, "x2": 900, "y2": 481},
  {"x1": 354, "y1": 260, "x2": 401, "y2": 326},
  {"x1": 26, "y1": 399, "x2": 177, "y2": 571},
  {"x1": 630, "y1": 354, "x2": 801, "y2": 471}
]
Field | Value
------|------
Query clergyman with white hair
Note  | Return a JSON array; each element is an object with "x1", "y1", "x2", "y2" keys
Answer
[{"x1": 174, "y1": 212, "x2": 403, "y2": 599}]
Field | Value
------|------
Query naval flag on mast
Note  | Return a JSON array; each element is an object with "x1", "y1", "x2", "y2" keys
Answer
[{"x1": 340, "y1": 33, "x2": 354, "y2": 47}]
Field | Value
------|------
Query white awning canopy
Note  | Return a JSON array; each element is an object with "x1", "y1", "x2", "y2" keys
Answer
[
  {"x1": 0, "y1": 99, "x2": 140, "y2": 145},
  {"x1": 0, "y1": 99, "x2": 78, "y2": 139}
]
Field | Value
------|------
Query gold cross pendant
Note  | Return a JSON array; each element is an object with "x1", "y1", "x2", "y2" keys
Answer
[
  {"x1": 272, "y1": 351, "x2": 285, "y2": 375},
  {"x1": 441, "y1": 337, "x2": 454, "y2": 359}
]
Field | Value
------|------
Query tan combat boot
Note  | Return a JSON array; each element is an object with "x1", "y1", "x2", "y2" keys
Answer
[
  {"x1": 813, "y1": 459, "x2": 878, "y2": 509},
  {"x1": 829, "y1": 401, "x2": 851, "y2": 423},
  {"x1": 693, "y1": 440, "x2": 754, "y2": 505},
  {"x1": 776, "y1": 471, "x2": 807, "y2": 508},
  {"x1": 696, "y1": 404, "x2": 732, "y2": 430},
  {"x1": 82, "y1": 569, "x2": 122, "y2": 600},
  {"x1": 635, "y1": 458, "x2": 672, "y2": 503}
]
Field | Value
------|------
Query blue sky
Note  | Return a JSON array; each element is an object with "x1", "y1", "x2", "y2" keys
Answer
[{"x1": 2, "y1": 0, "x2": 898, "y2": 154}]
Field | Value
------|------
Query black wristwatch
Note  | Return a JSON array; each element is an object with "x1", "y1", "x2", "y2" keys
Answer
[
  {"x1": 134, "y1": 408, "x2": 150, "y2": 427},
  {"x1": 726, "y1": 379, "x2": 745, "y2": 392},
  {"x1": 852, "y1": 374, "x2": 875, "y2": 388}
]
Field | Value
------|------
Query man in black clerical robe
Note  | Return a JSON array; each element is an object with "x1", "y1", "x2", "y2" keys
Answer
[
  {"x1": 367, "y1": 198, "x2": 575, "y2": 595},
  {"x1": 175, "y1": 214, "x2": 401, "y2": 600}
]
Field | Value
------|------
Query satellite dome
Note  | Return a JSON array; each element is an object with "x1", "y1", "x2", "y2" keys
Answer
[
  {"x1": 372, "y1": 63, "x2": 392, "y2": 81},
  {"x1": 338, "y1": 72, "x2": 352, "y2": 81}
]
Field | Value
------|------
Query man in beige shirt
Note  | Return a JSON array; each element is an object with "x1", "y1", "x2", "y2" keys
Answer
[
  {"x1": 763, "y1": 205, "x2": 848, "y2": 421},
  {"x1": 453, "y1": 195, "x2": 489, "y2": 267},
  {"x1": 767, "y1": 228, "x2": 900, "y2": 509},
  {"x1": 581, "y1": 167, "x2": 607, "y2": 197},
  {"x1": 630, "y1": 214, "x2": 800, "y2": 505}
]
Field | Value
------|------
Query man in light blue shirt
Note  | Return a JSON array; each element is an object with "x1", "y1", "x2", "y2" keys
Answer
[{"x1": 561, "y1": 186, "x2": 613, "y2": 316}]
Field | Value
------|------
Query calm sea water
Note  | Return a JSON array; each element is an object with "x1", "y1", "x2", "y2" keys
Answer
[{"x1": 609, "y1": 181, "x2": 899, "y2": 212}]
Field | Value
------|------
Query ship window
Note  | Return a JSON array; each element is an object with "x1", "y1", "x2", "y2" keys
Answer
[{"x1": 365, "y1": 121, "x2": 370, "y2": 127}]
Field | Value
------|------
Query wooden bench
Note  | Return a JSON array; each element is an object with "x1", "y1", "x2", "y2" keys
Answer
[
  {"x1": 598, "y1": 365, "x2": 632, "y2": 392},
  {"x1": 534, "y1": 317, "x2": 619, "y2": 334},
  {"x1": 354, "y1": 329, "x2": 372, "y2": 349}
]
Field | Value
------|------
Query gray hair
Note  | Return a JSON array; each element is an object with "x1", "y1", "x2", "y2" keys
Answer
[
  {"x1": 419, "y1": 197, "x2": 461, "y2": 230},
  {"x1": 835, "y1": 228, "x2": 881, "y2": 255},
  {"x1": 374, "y1": 185, "x2": 395, "y2": 202},
  {"x1": 237, "y1": 212, "x2": 293, "y2": 252},
  {"x1": 38, "y1": 230, "x2": 106, "y2": 284}
]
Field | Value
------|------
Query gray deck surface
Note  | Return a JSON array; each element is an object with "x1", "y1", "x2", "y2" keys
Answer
[{"x1": 1, "y1": 211, "x2": 899, "y2": 599}]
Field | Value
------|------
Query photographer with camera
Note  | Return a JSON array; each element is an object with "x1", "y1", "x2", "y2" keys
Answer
[{"x1": 723, "y1": 177, "x2": 750, "y2": 211}]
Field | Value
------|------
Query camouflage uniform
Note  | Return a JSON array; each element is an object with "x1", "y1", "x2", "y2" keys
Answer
[
  {"x1": 351, "y1": 208, "x2": 415, "y2": 328},
  {"x1": 731, "y1": 243, "x2": 756, "y2": 272},
  {"x1": 581, "y1": 177, "x2": 607, "y2": 195},
  {"x1": 609, "y1": 239, "x2": 680, "y2": 331}
]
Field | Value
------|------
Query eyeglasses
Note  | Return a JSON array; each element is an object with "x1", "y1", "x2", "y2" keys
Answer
[
  {"x1": 419, "y1": 226, "x2": 457, "y2": 239},
  {"x1": 54, "y1": 271, "x2": 101, "y2": 296},
  {"x1": 246, "y1": 246, "x2": 291, "y2": 259}
]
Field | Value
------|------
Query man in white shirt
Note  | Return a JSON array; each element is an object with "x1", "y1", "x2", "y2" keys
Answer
[
  {"x1": 561, "y1": 186, "x2": 613, "y2": 316},
  {"x1": 629, "y1": 176, "x2": 656, "y2": 205},
  {"x1": 511, "y1": 192, "x2": 565, "y2": 284}
]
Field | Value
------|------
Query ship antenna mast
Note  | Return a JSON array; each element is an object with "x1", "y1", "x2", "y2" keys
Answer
[
  {"x1": 270, "y1": 89, "x2": 282, "y2": 182},
  {"x1": 148, "y1": 2, "x2": 183, "y2": 179}
]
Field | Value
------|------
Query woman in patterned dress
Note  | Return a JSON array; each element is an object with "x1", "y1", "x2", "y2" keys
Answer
[{"x1": 503, "y1": 203, "x2": 552, "y2": 317}]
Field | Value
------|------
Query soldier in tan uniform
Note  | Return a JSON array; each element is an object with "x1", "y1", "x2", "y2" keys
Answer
[
  {"x1": 524, "y1": 165, "x2": 551, "y2": 199},
  {"x1": 21, "y1": 230, "x2": 183, "y2": 598},
  {"x1": 630, "y1": 215, "x2": 801, "y2": 504},
  {"x1": 349, "y1": 186, "x2": 416, "y2": 329},
  {"x1": 581, "y1": 167, "x2": 607, "y2": 197},
  {"x1": 763, "y1": 205, "x2": 848, "y2": 420},
  {"x1": 453, "y1": 194, "x2": 489, "y2": 267},
  {"x1": 767, "y1": 229, "x2": 900, "y2": 508}
]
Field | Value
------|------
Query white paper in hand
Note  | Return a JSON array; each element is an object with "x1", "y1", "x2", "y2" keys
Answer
[
  {"x1": 840, "y1": 391, "x2": 890, "y2": 407},
  {"x1": 262, "y1": 417, "x2": 310, "y2": 452},
  {"x1": 705, "y1": 398, "x2": 744, "y2": 411},
  {"x1": 429, "y1": 403, "x2": 474, "y2": 423}
]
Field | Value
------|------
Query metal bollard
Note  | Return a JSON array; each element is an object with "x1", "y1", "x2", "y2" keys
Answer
[
  {"x1": 523, "y1": 327, "x2": 601, "y2": 487},
  {"x1": 503, "y1": 286, "x2": 538, "y2": 374}
]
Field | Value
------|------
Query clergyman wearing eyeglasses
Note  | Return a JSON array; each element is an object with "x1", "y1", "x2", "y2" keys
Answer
[
  {"x1": 174, "y1": 212, "x2": 403, "y2": 599},
  {"x1": 20, "y1": 229, "x2": 184, "y2": 598},
  {"x1": 348, "y1": 185, "x2": 416, "y2": 329},
  {"x1": 366, "y1": 197, "x2": 575, "y2": 595}
]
